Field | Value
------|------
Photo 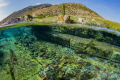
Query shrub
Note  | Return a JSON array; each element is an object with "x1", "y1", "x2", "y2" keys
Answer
[
  {"x1": 27, "y1": 14, "x2": 33, "y2": 21},
  {"x1": 35, "y1": 14, "x2": 46, "y2": 18}
]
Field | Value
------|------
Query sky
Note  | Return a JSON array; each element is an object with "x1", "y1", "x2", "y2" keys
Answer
[{"x1": 0, "y1": 0, "x2": 120, "y2": 22}]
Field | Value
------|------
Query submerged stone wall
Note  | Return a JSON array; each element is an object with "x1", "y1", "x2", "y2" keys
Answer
[
  {"x1": 32, "y1": 25, "x2": 120, "y2": 63},
  {"x1": 39, "y1": 32, "x2": 120, "y2": 63},
  {"x1": 32, "y1": 25, "x2": 120, "y2": 47}
]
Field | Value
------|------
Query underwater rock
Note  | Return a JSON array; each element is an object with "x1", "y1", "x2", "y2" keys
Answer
[
  {"x1": 35, "y1": 31, "x2": 120, "y2": 63},
  {"x1": 0, "y1": 51, "x2": 4, "y2": 65},
  {"x1": 2, "y1": 27, "x2": 21, "y2": 37},
  {"x1": 32, "y1": 24, "x2": 120, "y2": 47},
  {"x1": 0, "y1": 37, "x2": 16, "y2": 50},
  {"x1": 7, "y1": 37, "x2": 16, "y2": 44},
  {"x1": 0, "y1": 38, "x2": 10, "y2": 46},
  {"x1": 3, "y1": 32, "x2": 13, "y2": 37},
  {"x1": 111, "y1": 53, "x2": 120, "y2": 62},
  {"x1": 23, "y1": 27, "x2": 32, "y2": 35}
]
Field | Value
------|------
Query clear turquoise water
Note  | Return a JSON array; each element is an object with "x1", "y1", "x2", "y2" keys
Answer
[{"x1": 0, "y1": 25, "x2": 120, "y2": 80}]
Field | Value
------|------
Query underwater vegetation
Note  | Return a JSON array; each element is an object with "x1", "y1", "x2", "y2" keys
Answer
[{"x1": 0, "y1": 23, "x2": 120, "y2": 80}]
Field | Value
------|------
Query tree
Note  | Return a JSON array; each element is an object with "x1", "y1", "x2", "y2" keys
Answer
[
  {"x1": 27, "y1": 14, "x2": 33, "y2": 21},
  {"x1": 62, "y1": 4, "x2": 65, "y2": 15}
]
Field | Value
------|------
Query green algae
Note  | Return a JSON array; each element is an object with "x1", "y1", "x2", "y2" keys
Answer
[
  {"x1": 0, "y1": 23, "x2": 120, "y2": 80},
  {"x1": 23, "y1": 42, "x2": 119, "y2": 79},
  {"x1": 0, "y1": 65, "x2": 12, "y2": 80},
  {"x1": 28, "y1": 75, "x2": 42, "y2": 80},
  {"x1": 0, "y1": 36, "x2": 120, "y2": 79}
]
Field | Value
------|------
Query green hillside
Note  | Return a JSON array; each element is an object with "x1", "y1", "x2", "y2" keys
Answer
[{"x1": 1, "y1": 3, "x2": 102, "y2": 23}]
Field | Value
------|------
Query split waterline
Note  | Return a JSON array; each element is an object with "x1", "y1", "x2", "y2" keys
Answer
[{"x1": 1, "y1": 22, "x2": 120, "y2": 35}]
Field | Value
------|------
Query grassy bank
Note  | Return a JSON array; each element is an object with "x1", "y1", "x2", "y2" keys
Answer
[{"x1": 29, "y1": 15, "x2": 120, "y2": 31}]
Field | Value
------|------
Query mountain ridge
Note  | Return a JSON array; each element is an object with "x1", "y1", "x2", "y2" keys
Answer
[
  {"x1": 0, "y1": 3, "x2": 102, "y2": 24},
  {"x1": 1, "y1": 4, "x2": 52, "y2": 23}
]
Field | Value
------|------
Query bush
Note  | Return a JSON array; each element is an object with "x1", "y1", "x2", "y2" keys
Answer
[
  {"x1": 27, "y1": 14, "x2": 33, "y2": 21},
  {"x1": 36, "y1": 14, "x2": 46, "y2": 18},
  {"x1": 104, "y1": 20, "x2": 120, "y2": 31}
]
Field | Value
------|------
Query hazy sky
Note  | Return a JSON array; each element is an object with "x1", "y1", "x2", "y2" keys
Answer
[{"x1": 0, "y1": 0, "x2": 120, "y2": 22}]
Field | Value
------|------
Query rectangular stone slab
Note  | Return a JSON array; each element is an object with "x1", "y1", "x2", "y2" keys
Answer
[{"x1": 40, "y1": 32, "x2": 120, "y2": 63}]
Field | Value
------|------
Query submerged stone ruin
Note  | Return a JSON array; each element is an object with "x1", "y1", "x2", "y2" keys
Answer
[
  {"x1": 0, "y1": 23, "x2": 120, "y2": 80},
  {"x1": 32, "y1": 24, "x2": 120, "y2": 63}
]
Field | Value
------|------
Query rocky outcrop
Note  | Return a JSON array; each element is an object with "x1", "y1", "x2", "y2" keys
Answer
[
  {"x1": 64, "y1": 15, "x2": 70, "y2": 23},
  {"x1": 57, "y1": 15, "x2": 73, "y2": 23},
  {"x1": 57, "y1": 15, "x2": 64, "y2": 23},
  {"x1": 1, "y1": 16, "x2": 30, "y2": 25},
  {"x1": 78, "y1": 18, "x2": 89, "y2": 24}
]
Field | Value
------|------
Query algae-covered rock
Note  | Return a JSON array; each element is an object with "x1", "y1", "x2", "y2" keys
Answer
[
  {"x1": 32, "y1": 24, "x2": 120, "y2": 47},
  {"x1": 35, "y1": 31, "x2": 120, "y2": 62},
  {"x1": 0, "y1": 65, "x2": 12, "y2": 80},
  {"x1": 28, "y1": 75, "x2": 42, "y2": 80},
  {"x1": 111, "y1": 53, "x2": 120, "y2": 62}
]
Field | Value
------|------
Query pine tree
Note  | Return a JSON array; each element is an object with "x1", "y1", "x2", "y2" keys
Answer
[{"x1": 62, "y1": 4, "x2": 65, "y2": 15}]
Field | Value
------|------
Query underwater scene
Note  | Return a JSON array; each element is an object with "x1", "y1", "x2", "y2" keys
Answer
[{"x1": 0, "y1": 23, "x2": 120, "y2": 80}]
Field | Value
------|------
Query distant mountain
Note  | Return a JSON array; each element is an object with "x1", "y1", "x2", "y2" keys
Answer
[
  {"x1": 32, "y1": 3, "x2": 102, "y2": 17},
  {"x1": 1, "y1": 3, "x2": 102, "y2": 24},
  {"x1": 1, "y1": 4, "x2": 52, "y2": 22}
]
